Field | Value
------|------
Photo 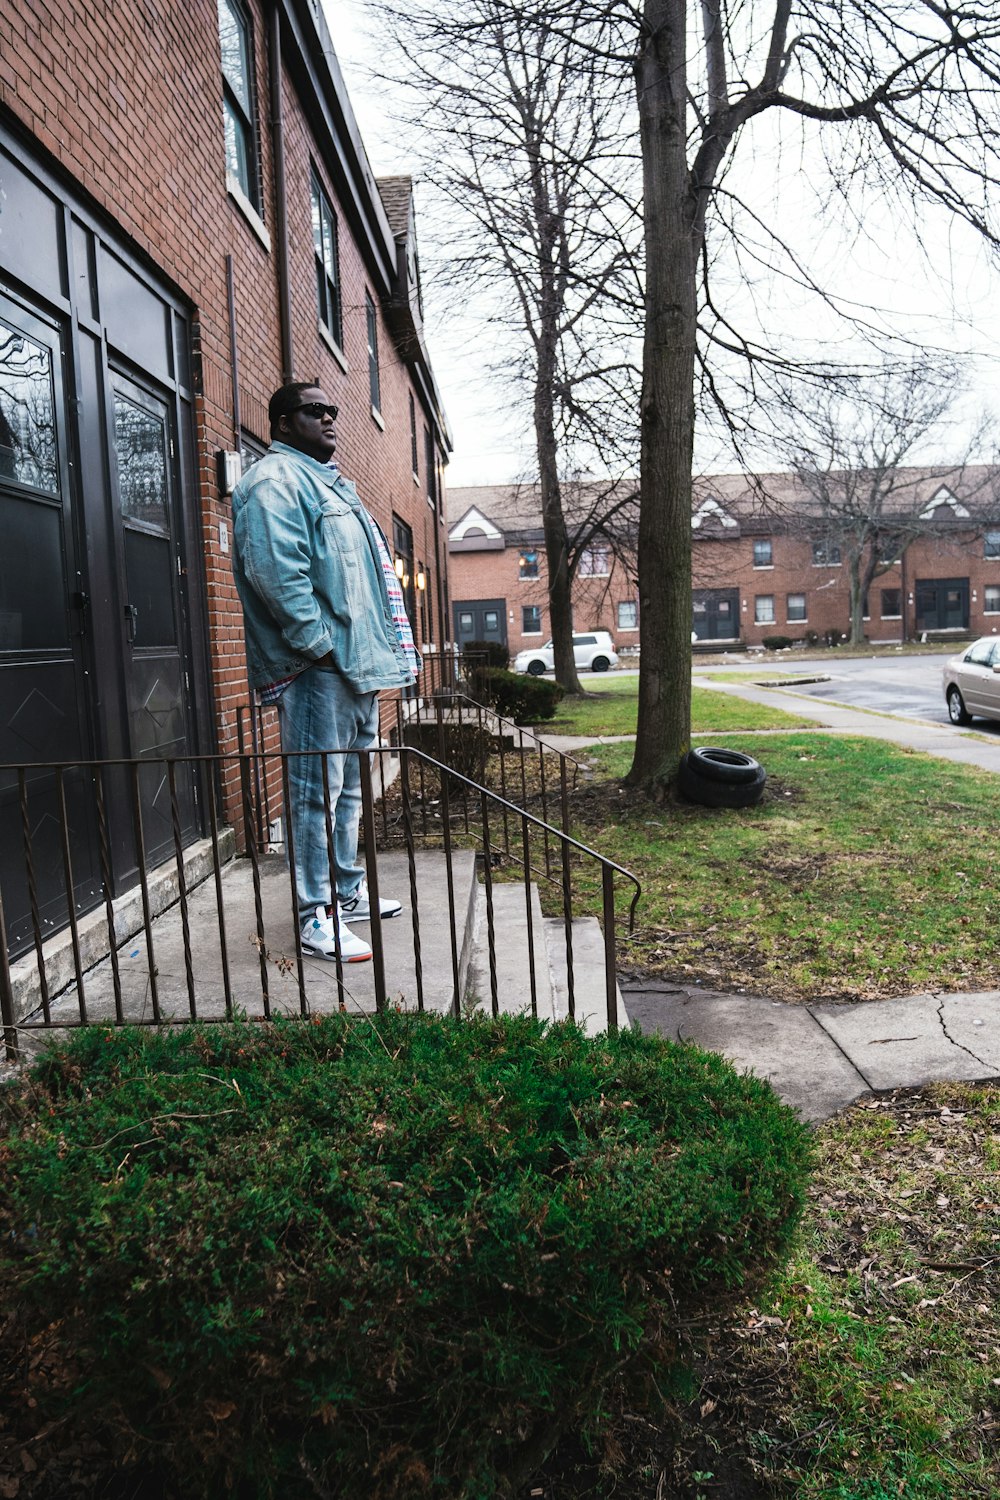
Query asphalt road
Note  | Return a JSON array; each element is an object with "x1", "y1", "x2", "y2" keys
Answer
[{"x1": 698, "y1": 650, "x2": 1000, "y2": 733}]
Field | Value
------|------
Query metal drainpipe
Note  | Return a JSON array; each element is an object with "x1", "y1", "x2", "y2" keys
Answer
[
  {"x1": 226, "y1": 255, "x2": 264, "y2": 847},
  {"x1": 269, "y1": 3, "x2": 294, "y2": 385},
  {"x1": 900, "y1": 549, "x2": 908, "y2": 644}
]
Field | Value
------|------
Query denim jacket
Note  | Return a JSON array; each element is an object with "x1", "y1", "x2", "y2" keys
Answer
[{"x1": 231, "y1": 442, "x2": 414, "y2": 694}]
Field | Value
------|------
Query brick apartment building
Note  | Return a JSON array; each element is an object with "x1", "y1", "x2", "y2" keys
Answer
[
  {"x1": 449, "y1": 469, "x2": 1000, "y2": 658},
  {"x1": 0, "y1": 0, "x2": 451, "y2": 956}
]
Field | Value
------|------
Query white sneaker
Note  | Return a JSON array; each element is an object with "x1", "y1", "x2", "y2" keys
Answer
[
  {"x1": 299, "y1": 906, "x2": 373, "y2": 963},
  {"x1": 338, "y1": 878, "x2": 402, "y2": 923}
]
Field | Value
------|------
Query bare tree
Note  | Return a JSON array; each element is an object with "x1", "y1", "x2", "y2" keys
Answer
[
  {"x1": 770, "y1": 361, "x2": 993, "y2": 645},
  {"x1": 498, "y1": 0, "x2": 1000, "y2": 788},
  {"x1": 369, "y1": 0, "x2": 643, "y2": 692}
]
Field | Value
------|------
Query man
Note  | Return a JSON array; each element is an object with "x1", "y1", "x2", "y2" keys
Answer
[{"x1": 231, "y1": 382, "x2": 418, "y2": 962}]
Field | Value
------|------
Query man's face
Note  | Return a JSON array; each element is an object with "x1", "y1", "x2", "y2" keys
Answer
[{"x1": 277, "y1": 387, "x2": 338, "y2": 463}]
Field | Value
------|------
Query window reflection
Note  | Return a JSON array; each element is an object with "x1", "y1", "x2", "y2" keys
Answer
[
  {"x1": 113, "y1": 394, "x2": 168, "y2": 531},
  {"x1": 0, "y1": 322, "x2": 58, "y2": 494}
]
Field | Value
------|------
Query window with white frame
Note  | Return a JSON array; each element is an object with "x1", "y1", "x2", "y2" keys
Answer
[
  {"x1": 409, "y1": 393, "x2": 418, "y2": 477},
  {"x1": 753, "y1": 538, "x2": 773, "y2": 568},
  {"x1": 311, "y1": 173, "x2": 342, "y2": 346},
  {"x1": 578, "y1": 544, "x2": 610, "y2": 577},
  {"x1": 985, "y1": 531, "x2": 1000, "y2": 560},
  {"x1": 522, "y1": 605, "x2": 542, "y2": 634},
  {"x1": 755, "y1": 595, "x2": 775, "y2": 624},
  {"x1": 786, "y1": 593, "x2": 806, "y2": 622},
  {"x1": 881, "y1": 588, "x2": 902, "y2": 618},
  {"x1": 218, "y1": 0, "x2": 260, "y2": 209},
  {"x1": 812, "y1": 539, "x2": 842, "y2": 565},
  {"x1": 518, "y1": 548, "x2": 539, "y2": 579},
  {"x1": 617, "y1": 600, "x2": 638, "y2": 630},
  {"x1": 365, "y1": 292, "x2": 381, "y2": 414},
  {"x1": 985, "y1": 585, "x2": 1000, "y2": 614}
]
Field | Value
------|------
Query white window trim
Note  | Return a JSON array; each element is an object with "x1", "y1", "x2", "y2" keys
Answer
[
  {"x1": 318, "y1": 320, "x2": 348, "y2": 372},
  {"x1": 226, "y1": 176, "x2": 271, "y2": 251},
  {"x1": 370, "y1": 405, "x2": 385, "y2": 431},
  {"x1": 753, "y1": 564, "x2": 774, "y2": 571}
]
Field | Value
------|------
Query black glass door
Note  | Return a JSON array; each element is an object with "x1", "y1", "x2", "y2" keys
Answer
[
  {"x1": 0, "y1": 294, "x2": 101, "y2": 954},
  {"x1": 110, "y1": 375, "x2": 197, "y2": 866}
]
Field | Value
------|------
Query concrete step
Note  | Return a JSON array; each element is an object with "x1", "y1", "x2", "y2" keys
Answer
[
  {"x1": 544, "y1": 916, "x2": 628, "y2": 1037},
  {"x1": 465, "y1": 881, "x2": 557, "y2": 1021},
  {"x1": 465, "y1": 883, "x2": 627, "y2": 1036},
  {"x1": 22, "y1": 849, "x2": 478, "y2": 1033}
]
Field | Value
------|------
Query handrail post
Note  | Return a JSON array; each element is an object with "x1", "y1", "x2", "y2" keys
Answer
[
  {"x1": 602, "y1": 865, "x2": 618, "y2": 1033},
  {"x1": 359, "y1": 751, "x2": 388, "y2": 1010},
  {"x1": 0, "y1": 885, "x2": 18, "y2": 1061}
]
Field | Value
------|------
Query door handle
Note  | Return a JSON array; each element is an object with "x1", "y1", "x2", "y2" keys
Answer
[
  {"x1": 71, "y1": 590, "x2": 90, "y2": 636},
  {"x1": 124, "y1": 603, "x2": 139, "y2": 643}
]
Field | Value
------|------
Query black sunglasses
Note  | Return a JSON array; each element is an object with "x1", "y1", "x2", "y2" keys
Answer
[{"x1": 292, "y1": 401, "x2": 339, "y2": 421}]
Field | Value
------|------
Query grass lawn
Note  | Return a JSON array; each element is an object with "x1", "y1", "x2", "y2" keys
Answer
[
  {"x1": 542, "y1": 677, "x2": 817, "y2": 738},
  {"x1": 536, "y1": 1079, "x2": 1000, "y2": 1498},
  {"x1": 564, "y1": 734, "x2": 1000, "y2": 1001}
]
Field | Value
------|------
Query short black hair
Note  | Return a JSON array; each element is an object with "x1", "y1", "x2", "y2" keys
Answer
[{"x1": 268, "y1": 381, "x2": 321, "y2": 434}]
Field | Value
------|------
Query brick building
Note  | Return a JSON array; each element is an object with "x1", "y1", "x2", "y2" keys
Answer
[
  {"x1": 448, "y1": 484, "x2": 639, "y2": 659},
  {"x1": 449, "y1": 469, "x2": 1000, "y2": 657},
  {"x1": 0, "y1": 0, "x2": 451, "y2": 955}
]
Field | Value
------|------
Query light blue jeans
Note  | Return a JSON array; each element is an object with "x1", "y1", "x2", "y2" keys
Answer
[{"x1": 277, "y1": 664, "x2": 379, "y2": 922}]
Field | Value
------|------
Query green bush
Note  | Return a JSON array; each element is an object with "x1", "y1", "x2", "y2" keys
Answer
[
  {"x1": 471, "y1": 665, "x2": 565, "y2": 723},
  {"x1": 403, "y1": 719, "x2": 493, "y2": 788},
  {"x1": 461, "y1": 638, "x2": 510, "y2": 670},
  {"x1": 0, "y1": 1016, "x2": 810, "y2": 1500},
  {"x1": 761, "y1": 634, "x2": 794, "y2": 651}
]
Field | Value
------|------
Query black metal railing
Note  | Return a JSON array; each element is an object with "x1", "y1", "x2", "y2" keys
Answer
[
  {"x1": 238, "y1": 649, "x2": 588, "y2": 860},
  {"x1": 0, "y1": 747, "x2": 641, "y2": 1061}
]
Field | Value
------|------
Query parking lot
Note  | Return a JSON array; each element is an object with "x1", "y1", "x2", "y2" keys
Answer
[{"x1": 696, "y1": 649, "x2": 1000, "y2": 734}]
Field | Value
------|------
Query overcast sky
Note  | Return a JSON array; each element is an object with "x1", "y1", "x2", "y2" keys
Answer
[{"x1": 324, "y1": 1, "x2": 1000, "y2": 490}]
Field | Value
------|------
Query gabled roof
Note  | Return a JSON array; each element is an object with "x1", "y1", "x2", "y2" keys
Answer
[
  {"x1": 691, "y1": 496, "x2": 738, "y2": 529},
  {"x1": 376, "y1": 175, "x2": 413, "y2": 240},
  {"x1": 919, "y1": 484, "x2": 971, "y2": 520},
  {"x1": 451, "y1": 505, "x2": 503, "y2": 541},
  {"x1": 447, "y1": 467, "x2": 1000, "y2": 542}
]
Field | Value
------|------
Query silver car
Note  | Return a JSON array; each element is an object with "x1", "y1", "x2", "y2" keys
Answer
[{"x1": 943, "y1": 637, "x2": 1000, "y2": 725}]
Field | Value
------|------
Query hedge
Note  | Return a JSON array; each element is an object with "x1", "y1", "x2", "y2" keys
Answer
[
  {"x1": 466, "y1": 665, "x2": 565, "y2": 723},
  {"x1": 0, "y1": 1015, "x2": 811, "y2": 1499}
]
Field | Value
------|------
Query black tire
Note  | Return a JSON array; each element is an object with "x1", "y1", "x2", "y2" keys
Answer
[
  {"x1": 678, "y1": 753, "x2": 767, "y2": 809},
  {"x1": 527, "y1": 660, "x2": 546, "y2": 676},
  {"x1": 590, "y1": 655, "x2": 610, "y2": 673},
  {"x1": 946, "y1": 686, "x2": 972, "y2": 725},
  {"x1": 686, "y1": 746, "x2": 762, "y2": 785}
]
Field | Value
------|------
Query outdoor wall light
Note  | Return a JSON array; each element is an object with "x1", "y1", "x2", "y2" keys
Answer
[
  {"x1": 416, "y1": 570, "x2": 426, "y2": 591},
  {"x1": 395, "y1": 557, "x2": 405, "y2": 579},
  {"x1": 217, "y1": 449, "x2": 242, "y2": 496}
]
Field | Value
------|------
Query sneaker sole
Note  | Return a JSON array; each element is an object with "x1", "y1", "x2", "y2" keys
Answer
[
  {"x1": 301, "y1": 945, "x2": 373, "y2": 963},
  {"x1": 338, "y1": 907, "x2": 403, "y2": 923}
]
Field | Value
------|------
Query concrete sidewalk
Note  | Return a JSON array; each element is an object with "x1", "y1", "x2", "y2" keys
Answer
[
  {"x1": 622, "y1": 981, "x2": 1000, "y2": 1122},
  {"x1": 541, "y1": 682, "x2": 1000, "y2": 1118},
  {"x1": 537, "y1": 684, "x2": 1000, "y2": 773}
]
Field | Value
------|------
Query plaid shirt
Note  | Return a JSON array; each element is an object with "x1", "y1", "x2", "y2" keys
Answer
[{"x1": 260, "y1": 463, "x2": 419, "y2": 705}]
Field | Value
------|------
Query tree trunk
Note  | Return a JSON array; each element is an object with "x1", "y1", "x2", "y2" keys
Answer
[
  {"x1": 627, "y1": 0, "x2": 696, "y2": 789},
  {"x1": 847, "y1": 551, "x2": 866, "y2": 644},
  {"x1": 536, "y1": 267, "x2": 582, "y2": 695}
]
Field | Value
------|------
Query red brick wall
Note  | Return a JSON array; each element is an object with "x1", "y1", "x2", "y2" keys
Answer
[
  {"x1": 449, "y1": 524, "x2": 998, "y2": 656},
  {"x1": 448, "y1": 545, "x2": 639, "y2": 658},
  {"x1": 2, "y1": 0, "x2": 449, "y2": 813}
]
